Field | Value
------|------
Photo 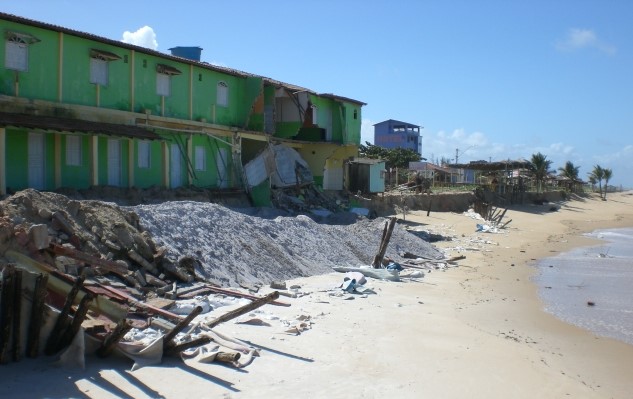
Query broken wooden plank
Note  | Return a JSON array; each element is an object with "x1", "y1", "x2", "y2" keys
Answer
[
  {"x1": 205, "y1": 291, "x2": 280, "y2": 329},
  {"x1": 45, "y1": 275, "x2": 85, "y2": 355},
  {"x1": 0, "y1": 265, "x2": 16, "y2": 364},
  {"x1": 163, "y1": 305, "x2": 204, "y2": 349},
  {"x1": 6, "y1": 250, "x2": 128, "y2": 323},
  {"x1": 204, "y1": 285, "x2": 290, "y2": 307},
  {"x1": 97, "y1": 319, "x2": 132, "y2": 358},
  {"x1": 12, "y1": 269, "x2": 23, "y2": 362},
  {"x1": 57, "y1": 293, "x2": 94, "y2": 352}
]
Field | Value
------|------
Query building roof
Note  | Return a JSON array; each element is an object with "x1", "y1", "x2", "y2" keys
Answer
[
  {"x1": 0, "y1": 12, "x2": 366, "y2": 107},
  {"x1": 318, "y1": 93, "x2": 367, "y2": 106},
  {"x1": 0, "y1": 112, "x2": 160, "y2": 140},
  {"x1": 373, "y1": 119, "x2": 421, "y2": 128}
]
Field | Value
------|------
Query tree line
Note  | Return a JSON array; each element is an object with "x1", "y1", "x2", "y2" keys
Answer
[{"x1": 358, "y1": 142, "x2": 615, "y2": 199}]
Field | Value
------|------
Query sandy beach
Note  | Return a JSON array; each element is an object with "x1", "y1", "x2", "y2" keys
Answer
[{"x1": 2, "y1": 191, "x2": 633, "y2": 399}]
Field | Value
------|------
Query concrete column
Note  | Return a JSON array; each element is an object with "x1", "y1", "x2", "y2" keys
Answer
[
  {"x1": 128, "y1": 138, "x2": 134, "y2": 187},
  {"x1": 54, "y1": 133, "x2": 62, "y2": 188},
  {"x1": 91, "y1": 135, "x2": 99, "y2": 186},
  {"x1": 187, "y1": 135, "x2": 193, "y2": 185},
  {"x1": 162, "y1": 141, "x2": 169, "y2": 188}
]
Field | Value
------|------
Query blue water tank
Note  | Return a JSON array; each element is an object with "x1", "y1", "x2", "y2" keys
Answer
[{"x1": 169, "y1": 46, "x2": 203, "y2": 61}]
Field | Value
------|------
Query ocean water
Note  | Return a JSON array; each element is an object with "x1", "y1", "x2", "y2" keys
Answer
[{"x1": 534, "y1": 227, "x2": 633, "y2": 345}]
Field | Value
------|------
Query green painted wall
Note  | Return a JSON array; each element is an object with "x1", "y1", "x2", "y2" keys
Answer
[
  {"x1": 5, "y1": 128, "x2": 28, "y2": 192},
  {"x1": 60, "y1": 134, "x2": 91, "y2": 189},
  {"x1": 133, "y1": 140, "x2": 163, "y2": 188},
  {"x1": 275, "y1": 122, "x2": 302, "y2": 138},
  {"x1": 244, "y1": 76, "x2": 264, "y2": 131},
  {"x1": 133, "y1": 53, "x2": 189, "y2": 118},
  {"x1": 5, "y1": 129, "x2": 55, "y2": 191},
  {"x1": 61, "y1": 35, "x2": 131, "y2": 110},
  {"x1": 0, "y1": 21, "x2": 59, "y2": 100}
]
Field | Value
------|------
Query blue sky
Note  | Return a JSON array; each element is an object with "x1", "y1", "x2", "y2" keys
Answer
[{"x1": 3, "y1": 0, "x2": 632, "y2": 187}]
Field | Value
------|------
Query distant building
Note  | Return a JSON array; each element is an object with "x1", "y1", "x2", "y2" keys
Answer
[{"x1": 373, "y1": 119, "x2": 422, "y2": 154}]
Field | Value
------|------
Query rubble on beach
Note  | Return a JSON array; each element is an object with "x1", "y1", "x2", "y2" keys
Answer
[{"x1": 0, "y1": 188, "x2": 446, "y2": 370}]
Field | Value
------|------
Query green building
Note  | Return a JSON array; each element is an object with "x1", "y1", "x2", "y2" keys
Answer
[{"x1": 0, "y1": 12, "x2": 365, "y2": 203}]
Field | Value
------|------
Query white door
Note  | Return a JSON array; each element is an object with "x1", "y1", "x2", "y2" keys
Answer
[
  {"x1": 28, "y1": 132, "x2": 45, "y2": 189},
  {"x1": 216, "y1": 148, "x2": 228, "y2": 188},
  {"x1": 170, "y1": 143, "x2": 182, "y2": 188},
  {"x1": 107, "y1": 139, "x2": 121, "y2": 186},
  {"x1": 323, "y1": 159, "x2": 343, "y2": 190}
]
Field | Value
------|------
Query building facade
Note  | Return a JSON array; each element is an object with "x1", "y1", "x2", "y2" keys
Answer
[
  {"x1": 373, "y1": 119, "x2": 421, "y2": 154},
  {"x1": 0, "y1": 12, "x2": 365, "y2": 202}
]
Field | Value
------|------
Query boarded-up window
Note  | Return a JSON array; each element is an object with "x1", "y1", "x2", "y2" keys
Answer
[
  {"x1": 90, "y1": 57, "x2": 108, "y2": 85},
  {"x1": 138, "y1": 140, "x2": 151, "y2": 168},
  {"x1": 217, "y1": 81, "x2": 228, "y2": 106},
  {"x1": 194, "y1": 146, "x2": 206, "y2": 171},
  {"x1": 157, "y1": 73, "x2": 171, "y2": 96},
  {"x1": 65, "y1": 135, "x2": 81, "y2": 166}
]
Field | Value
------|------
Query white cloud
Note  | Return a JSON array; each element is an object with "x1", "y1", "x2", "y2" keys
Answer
[
  {"x1": 555, "y1": 28, "x2": 616, "y2": 55},
  {"x1": 122, "y1": 26, "x2": 158, "y2": 50}
]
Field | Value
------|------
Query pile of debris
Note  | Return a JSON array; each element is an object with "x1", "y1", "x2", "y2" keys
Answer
[{"x1": 0, "y1": 188, "x2": 445, "y2": 370}]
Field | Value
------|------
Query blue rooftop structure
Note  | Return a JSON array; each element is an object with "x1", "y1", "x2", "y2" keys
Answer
[{"x1": 373, "y1": 119, "x2": 422, "y2": 154}]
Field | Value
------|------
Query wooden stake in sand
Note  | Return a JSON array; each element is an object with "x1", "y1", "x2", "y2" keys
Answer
[{"x1": 372, "y1": 217, "x2": 397, "y2": 268}]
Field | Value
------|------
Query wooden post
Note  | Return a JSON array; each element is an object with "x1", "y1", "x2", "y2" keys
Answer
[
  {"x1": 372, "y1": 217, "x2": 397, "y2": 268},
  {"x1": 163, "y1": 305, "x2": 204, "y2": 349},
  {"x1": 97, "y1": 319, "x2": 132, "y2": 358},
  {"x1": 0, "y1": 265, "x2": 16, "y2": 363},
  {"x1": 45, "y1": 275, "x2": 85, "y2": 355},
  {"x1": 12, "y1": 269, "x2": 23, "y2": 362},
  {"x1": 27, "y1": 273, "x2": 48, "y2": 358},
  {"x1": 205, "y1": 291, "x2": 280, "y2": 329}
]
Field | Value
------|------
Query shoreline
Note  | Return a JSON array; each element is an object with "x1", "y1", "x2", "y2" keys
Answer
[{"x1": 1, "y1": 192, "x2": 632, "y2": 398}]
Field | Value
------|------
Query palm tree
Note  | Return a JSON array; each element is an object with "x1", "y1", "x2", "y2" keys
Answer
[
  {"x1": 531, "y1": 152, "x2": 553, "y2": 193},
  {"x1": 588, "y1": 175, "x2": 597, "y2": 193},
  {"x1": 603, "y1": 168, "x2": 613, "y2": 200},
  {"x1": 590, "y1": 165, "x2": 605, "y2": 198},
  {"x1": 558, "y1": 161, "x2": 580, "y2": 192}
]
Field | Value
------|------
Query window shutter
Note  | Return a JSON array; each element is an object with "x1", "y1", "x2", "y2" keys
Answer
[
  {"x1": 217, "y1": 82, "x2": 228, "y2": 106},
  {"x1": 90, "y1": 57, "x2": 108, "y2": 85},
  {"x1": 157, "y1": 73, "x2": 170, "y2": 96},
  {"x1": 138, "y1": 141, "x2": 151, "y2": 168},
  {"x1": 5, "y1": 40, "x2": 28, "y2": 71}
]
